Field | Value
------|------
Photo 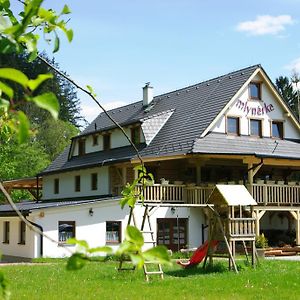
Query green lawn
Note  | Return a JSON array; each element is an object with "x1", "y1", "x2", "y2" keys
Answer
[{"x1": 1, "y1": 259, "x2": 300, "y2": 300}]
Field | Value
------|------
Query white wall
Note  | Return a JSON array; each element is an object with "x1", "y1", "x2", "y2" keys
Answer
[
  {"x1": 0, "y1": 200, "x2": 207, "y2": 258},
  {"x1": 43, "y1": 166, "x2": 109, "y2": 200},
  {"x1": 72, "y1": 127, "x2": 145, "y2": 156},
  {"x1": 211, "y1": 73, "x2": 300, "y2": 139},
  {"x1": 0, "y1": 217, "x2": 36, "y2": 258}
]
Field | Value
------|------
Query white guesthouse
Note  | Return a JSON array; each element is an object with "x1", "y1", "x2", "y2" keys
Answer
[{"x1": 1, "y1": 64, "x2": 300, "y2": 259}]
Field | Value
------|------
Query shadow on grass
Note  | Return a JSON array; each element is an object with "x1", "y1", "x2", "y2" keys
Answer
[{"x1": 165, "y1": 262, "x2": 228, "y2": 277}]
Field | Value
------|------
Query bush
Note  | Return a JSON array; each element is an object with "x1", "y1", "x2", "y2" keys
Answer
[{"x1": 256, "y1": 234, "x2": 268, "y2": 248}]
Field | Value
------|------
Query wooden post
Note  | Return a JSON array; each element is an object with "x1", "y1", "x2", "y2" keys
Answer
[
  {"x1": 122, "y1": 167, "x2": 127, "y2": 186},
  {"x1": 248, "y1": 163, "x2": 253, "y2": 196}
]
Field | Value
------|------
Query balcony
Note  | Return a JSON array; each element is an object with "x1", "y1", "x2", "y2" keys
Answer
[{"x1": 128, "y1": 182, "x2": 300, "y2": 206}]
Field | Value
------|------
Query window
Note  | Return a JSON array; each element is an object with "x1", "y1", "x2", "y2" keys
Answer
[
  {"x1": 54, "y1": 178, "x2": 59, "y2": 194},
  {"x1": 92, "y1": 134, "x2": 98, "y2": 146},
  {"x1": 78, "y1": 139, "x2": 86, "y2": 156},
  {"x1": 249, "y1": 82, "x2": 261, "y2": 100},
  {"x1": 103, "y1": 134, "x2": 111, "y2": 151},
  {"x1": 131, "y1": 126, "x2": 140, "y2": 145},
  {"x1": 75, "y1": 175, "x2": 81, "y2": 192},
  {"x1": 250, "y1": 119, "x2": 262, "y2": 137},
  {"x1": 106, "y1": 221, "x2": 121, "y2": 244},
  {"x1": 91, "y1": 173, "x2": 98, "y2": 190},
  {"x1": 3, "y1": 221, "x2": 9, "y2": 244},
  {"x1": 157, "y1": 218, "x2": 188, "y2": 251},
  {"x1": 272, "y1": 121, "x2": 284, "y2": 139},
  {"x1": 19, "y1": 221, "x2": 26, "y2": 245},
  {"x1": 227, "y1": 117, "x2": 240, "y2": 135},
  {"x1": 58, "y1": 221, "x2": 75, "y2": 243}
]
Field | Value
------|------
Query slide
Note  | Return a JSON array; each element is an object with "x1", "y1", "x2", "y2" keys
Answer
[{"x1": 177, "y1": 240, "x2": 219, "y2": 268}]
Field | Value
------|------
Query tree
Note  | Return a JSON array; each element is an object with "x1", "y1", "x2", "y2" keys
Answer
[
  {"x1": 0, "y1": 52, "x2": 84, "y2": 127},
  {"x1": 36, "y1": 118, "x2": 79, "y2": 160},
  {"x1": 275, "y1": 76, "x2": 299, "y2": 119}
]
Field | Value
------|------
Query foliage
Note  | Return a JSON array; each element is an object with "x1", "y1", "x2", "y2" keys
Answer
[
  {"x1": 275, "y1": 75, "x2": 299, "y2": 118},
  {"x1": 0, "y1": 0, "x2": 73, "y2": 142},
  {"x1": 36, "y1": 118, "x2": 79, "y2": 160},
  {"x1": 255, "y1": 233, "x2": 268, "y2": 248},
  {"x1": 0, "y1": 52, "x2": 84, "y2": 127}
]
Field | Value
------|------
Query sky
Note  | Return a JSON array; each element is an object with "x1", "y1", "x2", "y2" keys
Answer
[{"x1": 18, "y1": 1, "x2": 300, "y2": 124}]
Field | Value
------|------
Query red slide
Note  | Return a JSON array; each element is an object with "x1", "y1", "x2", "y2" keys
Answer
[{"x1": 177, "y1": 240, "x2": 218, "y2": 268}]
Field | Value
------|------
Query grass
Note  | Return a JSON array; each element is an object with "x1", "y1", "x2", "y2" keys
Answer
[{"x1": 1, "y1": 259, "x2": 300, "y2": 299}]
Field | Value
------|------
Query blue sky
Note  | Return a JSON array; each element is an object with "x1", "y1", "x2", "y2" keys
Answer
[{"x1": 33, "y1": 1, "x2": 300, "y2": 122}]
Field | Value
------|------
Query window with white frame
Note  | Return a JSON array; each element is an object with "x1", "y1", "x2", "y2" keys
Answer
[
  {"x1": 58, "y1": 221, "x2": 75, "y2": 243},
  {"x1": 106, "y1": 221, "x2": 121, "y2": 244}
]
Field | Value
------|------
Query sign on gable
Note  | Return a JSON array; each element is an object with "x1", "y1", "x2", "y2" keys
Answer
[{"x1": 236, "y1": 99, "x2": 274, "y2": 117}]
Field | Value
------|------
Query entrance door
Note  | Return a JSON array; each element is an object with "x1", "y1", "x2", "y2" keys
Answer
[{"x1": 157, "y1": 218, "x2": 188, "y2": 251}]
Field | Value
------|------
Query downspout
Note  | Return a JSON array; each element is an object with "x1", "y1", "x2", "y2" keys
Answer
[{"x1": 25, "y1": 216, "x2": 43, "y2": 257}]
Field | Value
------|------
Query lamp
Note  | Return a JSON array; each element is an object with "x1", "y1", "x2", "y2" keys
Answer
[{"x1": 89, "y1": 208, "x2": 94, "y2": 217}]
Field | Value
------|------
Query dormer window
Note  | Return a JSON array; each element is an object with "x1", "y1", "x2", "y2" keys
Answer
[
  {"x1": 131, "y1": 126, "x2": 140, "y2": 145},
  {"x1": 92, "y1": 134, "x2": 99, "y2": 146},
  {"x1": 103, "y1": 134, "x2": 111, "y2": 151},
  {"x1": 249, "y1": 82, "x2": 261, "y2": 100},
  {"x1": 78, "y1": 139, "x2": 86, "y2": 156},
  {"x1": 227, "y1": 117, "x2": 240, "y2": 135},
  {"x1": 272, "y1": 121, "x2": 284, "y2": 139}
]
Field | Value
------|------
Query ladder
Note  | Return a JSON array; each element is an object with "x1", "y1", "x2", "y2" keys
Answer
[{"x1": 118, "y1": 205, "x2": 164, "y2": 281}]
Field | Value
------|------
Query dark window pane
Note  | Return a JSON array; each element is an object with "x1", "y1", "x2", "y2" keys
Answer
[
  {"x1": 103, "y1": 134, "x2": 111, "y2": 151},
  {"x1": 131, "y1": 127, "x2": 140, "y2": 145},
  {"x1": 58, "y1": 221, "x2": 75, "y2": 243},
  {"x1": 19, "y1": 221, "x2": 26, "y2": 244},
  {"x1": 106, "y1": 221, "x2": 121, "y2": 243},
  {"x1": 272, "y1": 121, "x2": 283, "y2": 139},
  {"x1": 227, "y1": 117, "x2": 239, "y2": 135},
  {"x1": 249, "y1": 82, "x2": 261, "y2": 99},
  {"x1": 78, "y1": 139, "x2": 86, "y2": 156},
  {"x1": 54, "y1": 178, "x2": 59, "y2": 194},
  {"x1": 91, "y1": 173, "x2": 98, "y2": 190},
  {"x1": 75, "y1": 175, "x2": 81, "y2": 192},
  {"x1": 250, "y1": 119, "x2": 262, "y2": 137}
]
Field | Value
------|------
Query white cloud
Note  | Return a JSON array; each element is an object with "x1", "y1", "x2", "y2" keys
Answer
[{"x1": 236, "y1": 15, "x2": 294, "y2": 36}]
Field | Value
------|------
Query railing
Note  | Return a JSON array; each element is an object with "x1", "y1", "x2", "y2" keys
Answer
[
  {"x1": 136, "y1": 184, "x2": 185, "y2": 202},
  {"x1": 251, "y1": 183, "x2": 300, "y2": 206},
  {"x1": 114, "y1": 182, "x2": 300, "y2": 206},
  {"x1": 228, "y1": 217, "x2": 256, "y2": 238},
  {"x1": 185, "y1": 186, "x2": 214, "y2": 204}
]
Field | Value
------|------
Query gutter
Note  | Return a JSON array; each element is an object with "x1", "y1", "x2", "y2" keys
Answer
[{"x1": 25, "y1": 216, "x2": 43, "y2": 257}]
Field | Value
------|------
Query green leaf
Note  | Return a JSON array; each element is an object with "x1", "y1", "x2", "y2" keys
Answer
[
  {"x1": 129, "y1": 254, "x2": 144, "y2": 269},
  {"x1": 125, "y1": 225, "x2": 144, "y2": 247},
  {"x1": 143, "y1": 246, "x2": 172, "y2": 265},
  {"x1": 61, "y1": 5, "x2": 71, "y2": 15},
  {"x1": 0, "y1": 68, "x2": 28, "y2": 88},
  {"x1": 28, "y1": 74, "x2": 53, "y2": 91},
  {"x1": 0, "y1": 81, "x2": 13, "y2": 99},
  {"x1": 18, "y1": 111, "x2": 30, "y2": 143},
  {"x1": 53, "y1": 34, "x2": 59, "y2": 53},
  {"x1": 31, "y1": 92, "x2": 59, "y2": 119},
  {"x1": 88, "y1": 246, "x2": 113, "y2": 254},
  {"x1": 66, "y1": 29, "x2": 73, "y2": 42},
  {"x1": 0, "y1": 98, "x2": 10, "y2": 112},
  {"x1": 86, "y1": 85, "x2": 96, "y2": 97},
  {"x1": 67, "y1": 238, "x2": 89, "y2": 249},
  {"x1": 66, "y1": 253, "x2": 87, "y2": 271}
]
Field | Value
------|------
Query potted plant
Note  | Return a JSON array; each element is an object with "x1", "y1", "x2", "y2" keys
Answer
[
  {"x1": 160, "y1": 178, "x2": 169, "y2": 185},
  {"x1": 255, "y1": 233, "x2": 268, "y2": 258}
]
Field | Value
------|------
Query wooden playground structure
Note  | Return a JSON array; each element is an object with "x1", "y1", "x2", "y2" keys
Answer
[{"x1": 119, "y1": 185, "x2": 258, "y2": 280}]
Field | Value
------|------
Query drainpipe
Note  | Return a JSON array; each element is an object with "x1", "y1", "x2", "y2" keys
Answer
[{"x1": 25, "y1": 216, "x2": 43, "y2": 257}]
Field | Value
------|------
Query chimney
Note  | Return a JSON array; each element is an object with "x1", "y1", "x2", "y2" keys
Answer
[{"x1": 143, "y1": 82, "x2": 153, "y2": 107}]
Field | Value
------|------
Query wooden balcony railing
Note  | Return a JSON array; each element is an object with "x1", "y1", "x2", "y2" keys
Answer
[
  {"x1": 115, "y1": 182, "x2": 300, "y2": 206},
  {"x1": 251, "y1": 183, "x2": 300, "y2": 206}
]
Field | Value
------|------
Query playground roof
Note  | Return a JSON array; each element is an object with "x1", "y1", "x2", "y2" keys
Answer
[{"x1": 208, "y1": 185, "x2": 257, "y2": 206}]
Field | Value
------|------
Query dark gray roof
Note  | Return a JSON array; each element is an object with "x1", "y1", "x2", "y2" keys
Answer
[
  {"x1": 193, "y1": 133, "x2": 300, "y2": 160},
  {"x1": 80, "y1": 65, "x2": 260, "y2": 159},
  {"x1": 0, "y1": 197, "x2": 121, "y2": 216},
  {"x1": 41, "y1": 144, "x2": 146, "y2": 175}
]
